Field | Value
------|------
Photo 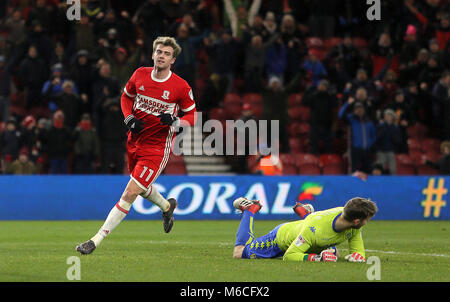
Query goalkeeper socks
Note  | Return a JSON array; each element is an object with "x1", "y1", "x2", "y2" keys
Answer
[
  {"x1": 235, "y1": 211, "x2": 255, "y2": 246},
  {"x1": 141, "y1": 185, "x2": 170, "y2": 212},
  {"x1": 91, "y1": 199, "x2": 132, "y2": 246}
]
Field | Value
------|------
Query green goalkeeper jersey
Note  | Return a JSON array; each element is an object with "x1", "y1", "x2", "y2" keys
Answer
[{"x1": 276, "y1": 207, "x2": 366, "y2": 261}]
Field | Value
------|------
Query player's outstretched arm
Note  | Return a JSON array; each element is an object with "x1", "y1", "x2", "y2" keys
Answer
[{"x1": 346, "y1": 229, "x2": 366, "y2": 262}]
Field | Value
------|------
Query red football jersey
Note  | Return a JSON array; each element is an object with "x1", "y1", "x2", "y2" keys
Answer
[{"x1": 122, "y1": 67, "x2": 196, "y2": 156}]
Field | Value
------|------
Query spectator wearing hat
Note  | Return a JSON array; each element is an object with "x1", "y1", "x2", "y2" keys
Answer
[
  {"x1": 327, "y1": 33, "x2": 361, "y2": 80},
  {"x1": 39, "y1": 110, "x2": 73, "y2": 174},
  {"x1": 18, "y1": 45, "x2": 49, "y2": 109},
  {"x1": 69, "y1": 50, "x2": 94, "y2": 113},
  {"x1": 102, "y1": 42, "x2": 143, "y2": 88},
  {"x1": 4, "y1": 147, "x2": 38, "y2": 175},
  {"x1": 0, "y1": 55, "x2": 11, "y2": 122},
  {"x1": 43, "y1": 64, "x2": 78, "y2": 107},
  {"x1": 73, "y1": 113, "x2": 100, "y2": 174},
  {"x1": 338, "y1": 98, "x2": 377, "y2": 174},
  {"x1": 374, "y1": 109, "x2": 401, "y2": 175},
  {"x1": 20, "y1": 115, "x2": 40, "y2": 163},
  {"x1": 1, "y1": 117, "x2": 22, "y2": 166},
  {"x1": 302, "y1": 79, "x2": 337, "y2": 154},
  {"x1": 399, "y1": 24, "x2": 421, "y2": 68}
]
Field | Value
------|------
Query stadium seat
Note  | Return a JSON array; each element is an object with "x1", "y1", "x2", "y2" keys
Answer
[
  {"x1": 0, "y1": 121, "x2": 5, "y2": 133},
  {"x1": 288, "y1": 106, "x2": 302, "y2": 121},
  {"x1": 298, "y1": 122, "x2": 310, "y2": 137},
  {"x1": 422, "y1": 138, "x2": 441, "y2": 154},
  {"x1": 306, "y1": 37, "x2": 324, "y2": 49},
  {"x1": 407, "y1": 138, "x2": 422, "y2": 153},
  {"x1": 294, "y1": 153, "x2": 320, "y2": 166},
  {"x1": 208, "y1": 107, "x2": 227, "y2": 121},
  {"x1": 319, "y1": 154, "x2": 343, "y2": 167},
  {"x1": 308, "y1": 48, "x2": 327, "y2": 61},
  {"x1": 282, "y1": 163, "x2": 298, "y2": 175},
  {"x1": 322, "y1": 163, "x2": 345, "y2": 175},
  {"x1": 224, "y1": 93, "x2": 242, "y2": 105},
  {"x1": 164, "y1": 162, "x2": 187, "y2": 175},
  {"x1": 409, "y1": 151, "x2": 427, "y2": 165},
  {"x1": 396, "y1": 153, "x2": 412, "y2": 165},
  {"x1": 168, "y1": 154, "x2": 184, "y2": 164},
  {"x1": 406, "y1": 123, "x2": 428, "y2": 139},
  {"x1": 352, "y1": 37, "x2": 368, "y2": 50},
  {"x1": 280, "y1": 153, "x2": 295, "y2": 165},
  {"x1": 288, "y1": 122, "x2": 301, "y2": 137},
  {"x1": 288, "y1": 93, "x2": 303, "y2": 106},
  {"x1": 324, "y1": 37, "x2": 343, "y2": 51},
  {"x1": 298, "y1": 106, "x2": 310, "y2": 122},
  {"x1": 416, "y1": 164, "x2": 439, "y2": 175},
  {"x1": 242, "y1": 93, "x2": 262, "y2": 105},
  {"x1": 225, "y1": 103, "x2": 242, "y2": 119},
  {"x1": 298, "y1": 163, "x2": 321, "y2": 175},
  {"x1": 396, "y1": 163, "x2": 416, "y2": 175},
  {"x1": 289, "y1": 138, "x2": 303, "y2": 153},
  {"x1": 424, "y1": 151, "x2": 441, "y2": 164}
]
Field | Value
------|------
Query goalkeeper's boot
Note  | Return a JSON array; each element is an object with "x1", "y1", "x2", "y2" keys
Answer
[
  {"x1": 233, "y1": 197, "x2": 262, "y2": 214},
  {"x1": 162, "y1": 198, "x2": 177, "y2": 233},
  {"x1": 293, "y1": 202, "x2": 315, "y2": 219},
  {"x1": 75, "y1": 240, "x2": 96, "y2": 255}
]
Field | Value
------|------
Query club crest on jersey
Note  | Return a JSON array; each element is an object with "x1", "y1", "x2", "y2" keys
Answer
[
  {"x1": 162, "y1": 90, "x2": 170, "y2": 100},
  {"x1": 295, "y1": 235, "x2": 305, "y2": 246}
]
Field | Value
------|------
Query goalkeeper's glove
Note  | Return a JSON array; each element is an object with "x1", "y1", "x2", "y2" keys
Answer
[
  {"x1": 158, "y1": 113, "x2": 180, "y2": 126},
  {"x1": 344, "y1": 252, "x2": 366, "y2": 262},
  {"x1": 305, "y1": 250, "x2": 338, "y2": 262},
  {"x1": 124, "y1": 115, "x2": 144, "y2": 134}
]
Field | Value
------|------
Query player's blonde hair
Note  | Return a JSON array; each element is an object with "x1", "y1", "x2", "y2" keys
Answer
[
  {"x1": 153, "y1": 36, "x2": 182, "y2": 58},
  {"x1": 343, "y1": 197, "x2": 378, "y2": 221}
]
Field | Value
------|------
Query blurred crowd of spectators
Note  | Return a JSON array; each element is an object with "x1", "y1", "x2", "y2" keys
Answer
[{"x1": 0, "y1": 0, "x2": 449, "y2": 176}]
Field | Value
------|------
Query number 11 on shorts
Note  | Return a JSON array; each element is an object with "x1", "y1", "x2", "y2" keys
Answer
[{"x1": 139, "y1": 166, "x2": 154, "y2": 182}]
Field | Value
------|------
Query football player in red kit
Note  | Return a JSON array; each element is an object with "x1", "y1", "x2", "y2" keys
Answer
[{"x1": 76, "y1": 37, "x2": 196, "y2": 254}]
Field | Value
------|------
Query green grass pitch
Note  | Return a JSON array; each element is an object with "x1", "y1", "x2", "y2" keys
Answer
[{"x1": 0, "y1": 220, "x2": 449, "y2": 282}]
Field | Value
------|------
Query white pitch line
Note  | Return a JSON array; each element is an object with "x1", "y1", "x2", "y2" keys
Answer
[
  {"x1": 135, "y1": 241, "x2": 450, "y2": 258},
  {"x1": 339, "y1": 248, "x2": 450, "y2": 258}
]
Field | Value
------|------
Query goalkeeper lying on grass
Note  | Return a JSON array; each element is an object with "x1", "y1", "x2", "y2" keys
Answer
[{"x1": 232, "y1": 197, "x2": 378, "y2": 262}]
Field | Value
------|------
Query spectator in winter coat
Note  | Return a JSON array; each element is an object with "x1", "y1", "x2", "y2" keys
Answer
[
  {"x1": 1, "y1": 117, "x2": 21, "y2": 165},
  {"x1": 302, "y1": 80, "x2": 337, "y2": 154},
  {"x1": 100, "y1": 99, "x2": 127, "y2": 174},
  {"x1": 73, "y1": 113, "x2": 100, "y2": 174},
  {"x1": 339, "y1": 100, "x2": 377, "y2": 174},
  {"x1": 374, "y1": 109, "x2": 402, "y2": 175},
  {"x1": 39, "y1": 110, "x2": 73, "y2": 174},
  {"x1": 18, "y1": 45, "x2": 48, "y2": 109},
  {"x1": 4, "y1": 147, "x2": 38, "y2": 175}
]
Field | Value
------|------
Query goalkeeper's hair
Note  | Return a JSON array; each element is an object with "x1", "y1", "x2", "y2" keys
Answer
[
  {"x1": 342, "y1": 197, "x2": 378, "y2": 221},
  {"x1": 153, "y1": 36, "x2": 182, "y2": 58}
]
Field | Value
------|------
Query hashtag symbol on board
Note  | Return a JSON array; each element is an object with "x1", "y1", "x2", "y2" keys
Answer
[{"x1": 421, "y1": 178, "x2": 447, "y2": 218}]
